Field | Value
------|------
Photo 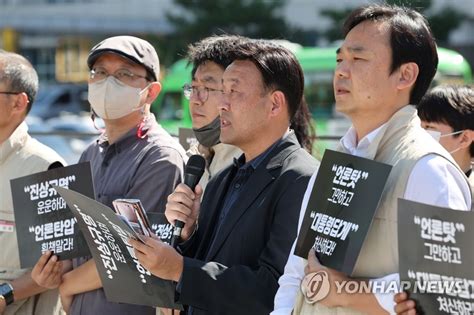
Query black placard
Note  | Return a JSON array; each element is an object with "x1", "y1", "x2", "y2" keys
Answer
[
  {"x1": 10, "y1": 162, "x2": 93, "y2": 268},
  {"x1": 179, "y1": 127, "x2": 197, "y2": 151},
  {"x1": 148, "y1": 213, "x2": 174, "y2": 245},
  {"x1": 294, "y1": 149, "x2": 392, "y2": 274},
  {"x1": 55, "y1": 186, "x2": 182, "y2": 309},
  {"x1": 398, "y1": 199, "x2": 474, "y2": 315}
]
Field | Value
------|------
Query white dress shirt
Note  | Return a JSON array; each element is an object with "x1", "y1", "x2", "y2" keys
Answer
[{"x1": 272, "y1": 125, "x2": 472, "y2": 315}]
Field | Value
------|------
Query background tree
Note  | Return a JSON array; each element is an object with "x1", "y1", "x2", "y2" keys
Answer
[
  {"x1": 163, "y1": 0, "x2": 294, "y2": 64},
  {"x1": 320, "y1": 0, "x2": 465, "y2": 44},
  {"x1": 319, "y1": 7, "x2": 353, "y2": 43}
]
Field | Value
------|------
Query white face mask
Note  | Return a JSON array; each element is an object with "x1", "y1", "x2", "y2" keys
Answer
[
  {"x1": 426, "y1": 129, "x2": 465, "y2": 154},
  {"x1": 426, "y1": 129, "x2": 464, "y2": 142},
  {"x1": 88, "y1": 76, "x2": 149, "y2": 120}
]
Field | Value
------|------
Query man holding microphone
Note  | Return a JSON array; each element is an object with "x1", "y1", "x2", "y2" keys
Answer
[{"x1": 130, "y1": 39, "x2": 319, "y2": 314}]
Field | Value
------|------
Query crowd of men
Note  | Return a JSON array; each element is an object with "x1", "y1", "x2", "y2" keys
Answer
[{"x1": 0, "y1": 3, "x2": 472, "y2": 315}]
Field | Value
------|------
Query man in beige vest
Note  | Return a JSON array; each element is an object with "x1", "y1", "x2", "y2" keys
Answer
[
  {"x1": 273, "y1": 4, "x2": 472, "y2": 315},
  {"x1": 0, "y1": 51, "x2": 65, "y2": 315}
]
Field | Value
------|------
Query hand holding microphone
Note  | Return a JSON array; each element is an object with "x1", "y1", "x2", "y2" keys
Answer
[{"x1": 167, "y1": 155, "x2": 205, "y2": 248}]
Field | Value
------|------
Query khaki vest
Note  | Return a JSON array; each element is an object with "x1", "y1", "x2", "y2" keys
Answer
[
  {"x1": 468, "y1": 171, "x2": 474, "y2": 210},
  {"x1": 294, "y1": 106, "x2": 471, "y2": 315},
  {"x1": 0, "y1": 122, "x2": 65, "y2": 315}
]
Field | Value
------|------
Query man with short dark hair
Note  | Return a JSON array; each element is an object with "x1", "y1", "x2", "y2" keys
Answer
[
  {"x1": 273, "y1": 4, "x2": 471, "y2": 315},
  {"x1": 0, "y1": 50, "x2": 65, "y2": 315},
  {"x1": 130, "y1": 40, "x2": 319, "y2": 315},
  {"x1": 184, "y1": 35, "x2": 317, "y2": 190}
]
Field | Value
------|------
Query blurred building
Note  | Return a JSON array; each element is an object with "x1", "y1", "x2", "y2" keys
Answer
[
  {"x1": 0, "y1": 0, "x2": 176, "y2": 82},
  {"x1": 0, "y1": 0, "x2": 472, "y2": 83}
]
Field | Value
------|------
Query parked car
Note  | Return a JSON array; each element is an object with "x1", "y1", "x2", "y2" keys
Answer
[
  {"x1": 30, "y1": 83, "x2": 89, "y2": 120},
  {"x1": 26, "y1": 114, "x2": 99, "y2": 165}
]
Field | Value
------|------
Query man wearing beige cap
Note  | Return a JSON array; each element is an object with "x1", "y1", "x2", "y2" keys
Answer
[{"x1": 31, "y1": 36, "x2": 186, "y2": 315}]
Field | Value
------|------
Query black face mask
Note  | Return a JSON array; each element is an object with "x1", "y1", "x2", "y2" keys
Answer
[{"x1": 193, "y1": 116, "x2": 221, "y2": 148}]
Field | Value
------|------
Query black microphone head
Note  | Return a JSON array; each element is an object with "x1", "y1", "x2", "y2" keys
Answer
[
  {"x1": 174, "y1": 155, "x2": 206, "y2": 246},
  {"x1": 185, "y1": 154, "x2": 206, "y2": 179}
]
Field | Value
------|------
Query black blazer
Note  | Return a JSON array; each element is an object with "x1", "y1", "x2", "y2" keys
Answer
[{"x1": 177, "y1": 132, "x2": 319, "y2": 314}]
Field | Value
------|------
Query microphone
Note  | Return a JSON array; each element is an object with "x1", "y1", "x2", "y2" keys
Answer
[{"x1": 171, "y1": 154, "x2": 206, "y2": 248}]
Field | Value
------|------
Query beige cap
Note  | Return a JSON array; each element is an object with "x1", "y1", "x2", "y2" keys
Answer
[{"x1": 88, "y1": 35, "x2": 160, "y2": 81}]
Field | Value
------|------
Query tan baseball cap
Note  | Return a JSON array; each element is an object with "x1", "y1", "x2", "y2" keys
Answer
[{"x1": 87, "y1": 35, "x2": 160, "y2": 81}]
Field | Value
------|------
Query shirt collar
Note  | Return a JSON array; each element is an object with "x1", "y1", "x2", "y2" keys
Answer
[
  {"x1": 97, "y1": 114, "x2": 157, "y2": 152},
  {"x1": 234, "y1": 134, "x2": 285, "y2": 171},
  {"x1": 339, "y1": 123, "x2": 386, "y2": 158}
]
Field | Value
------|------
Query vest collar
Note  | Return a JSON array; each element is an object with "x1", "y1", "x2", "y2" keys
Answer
[
  {"x1": 338, "y1": 106, "x2": 420, "y2": 160},
  {"x1": 0, "y1": 122, "x2": 28, "y2": 164},
  {"x1": 365, "y1": 106, "x2": 419, "y2": 160}
]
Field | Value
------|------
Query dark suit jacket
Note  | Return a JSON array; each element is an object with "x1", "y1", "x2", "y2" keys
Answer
[{"x1": 177, "y1": 132, "x2": 319, "y2": 314}]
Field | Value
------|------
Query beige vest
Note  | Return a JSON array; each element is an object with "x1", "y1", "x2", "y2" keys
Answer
[
  {"x1": 186, "y1": 142, "x2": 242, "y2": 191},
  {"x1": 294, "y1": 106, "x2": 471, "y2": 315},
  {"x1": 468, "y1": 171, "x2": 474, "y2": 210},
  {"x1": 0, "y1": 122, "x2": 65, "y2": 315}
]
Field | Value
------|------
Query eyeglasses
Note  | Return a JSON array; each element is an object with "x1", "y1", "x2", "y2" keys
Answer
[
  {"x1": 90, "y1": 67, "x2": 150, "y2": 85},
  {"x1": 183, "y1": 83, "x2": 222, "y2": 102},
  {"x1": 0, "y1": 91, "x2": 21, "y2": 95}
]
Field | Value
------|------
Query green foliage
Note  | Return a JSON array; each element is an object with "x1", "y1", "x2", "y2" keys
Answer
[
  {"x1": 162, "y1": 0, "x2": 466, "y2": 65},
  {"x1": 320, "y1": 0, "x2": 465, "y2": 44},
  {"x1": 429, "y1": 7, "x2": 466, "y2": 42},
  {"x1": 386, "y1": 0, "x2": 431, "y2": 12},
  {"x1": 320, "y1": 8, "x2": 353, "y2": 42},
  {"x1": 165, "y1": 0, "x2": 292, "y2": 64},
  {"x1": 168, "y1": 0, "x2": 289, "y2": 38}
]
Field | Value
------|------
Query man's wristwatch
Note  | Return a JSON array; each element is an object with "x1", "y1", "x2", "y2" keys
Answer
[{"x1": 0, "y1": 283, "x2": 14, "y2": 306}]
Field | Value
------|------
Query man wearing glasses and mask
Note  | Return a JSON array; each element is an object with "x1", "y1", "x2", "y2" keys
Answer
[
  {"x1": 182, "y1": 35, "x2": 245, "y2": 191},
  {"x1": 31, "y1": 36, "x2": 186, "y2": 315},
  {"x1": 418, "y1": 85, "x2": 473, "y2": 182}
]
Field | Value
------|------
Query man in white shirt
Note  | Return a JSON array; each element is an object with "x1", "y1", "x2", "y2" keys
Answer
[{"x1": 273, "y1": 4, "x2": 472, "y2": 315}]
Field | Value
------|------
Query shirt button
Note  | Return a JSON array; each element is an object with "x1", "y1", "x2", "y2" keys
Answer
[{"x1": 235, "y1": 183, "x2": 241, "y2": 189}]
